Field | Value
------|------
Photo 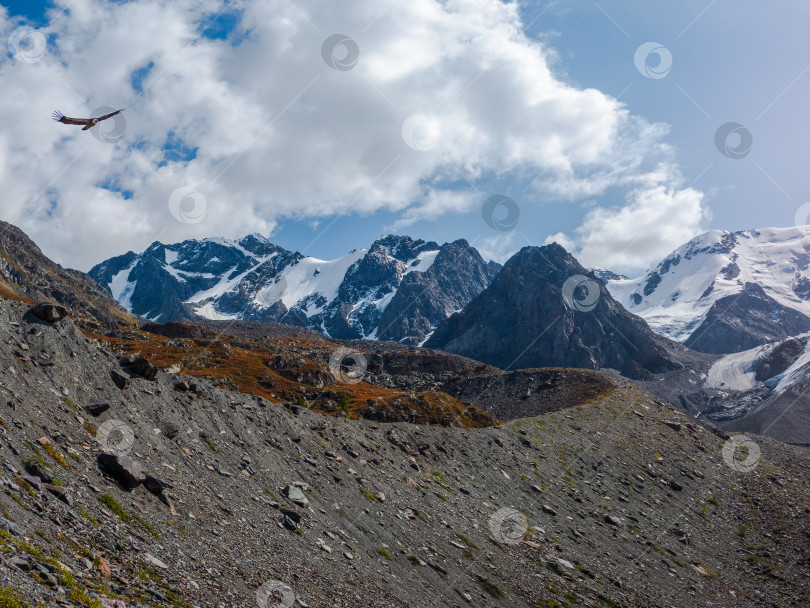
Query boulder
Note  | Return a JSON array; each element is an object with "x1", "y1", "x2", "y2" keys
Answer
[
  {"x1": 97, "y1": 453, "x2": 146, "y2": 489},
  {"x1": 110, "y1": 371, "x2": 130, "y2": 390},
  {"x1": 25, "y1": 462, "x2": 54, "y2": 484},
  {"x1": 130, "y1": 357, "x2": 158, "y2": 381},
  {"x1": 30, "y1": 302, "x2": 69, "y2": 323},
  {"x1": 143, "y1": 475, "x2": 170, "y2": 495},
  {"x1": 85, "y1": 400, "x2": 111, "y2": 416},
  {"x1": 45, "y1": 484, "x2": 73, "y2": 506}
]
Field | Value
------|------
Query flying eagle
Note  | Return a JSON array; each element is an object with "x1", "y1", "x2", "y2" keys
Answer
[{"x1": 51, "y1": 107, "x2": 125, "y2": 130}]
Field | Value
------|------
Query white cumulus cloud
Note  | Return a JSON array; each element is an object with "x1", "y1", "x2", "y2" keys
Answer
[{"x1": 0, "y1": 0, "x2": 706, "y2": 271}]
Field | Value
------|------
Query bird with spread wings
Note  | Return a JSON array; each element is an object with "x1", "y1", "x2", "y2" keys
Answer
[{"x1": 51, "y1": 107, "x2": 125, "y2": 131}]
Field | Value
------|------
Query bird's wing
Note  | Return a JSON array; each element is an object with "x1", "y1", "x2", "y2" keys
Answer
[
  {"x1": 52, "y1": 110, "x2": 88, "y2": 126},
  {"x1": 93, "y1": 108, "x2": 123, "y2": 122}
]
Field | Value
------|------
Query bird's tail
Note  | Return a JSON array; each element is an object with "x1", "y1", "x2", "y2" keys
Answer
[{"x1": 51, "y1": 110, "x2": 65, "y2": 122}]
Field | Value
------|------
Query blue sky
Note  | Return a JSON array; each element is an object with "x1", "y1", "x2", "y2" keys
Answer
[
  {"x1": 277, "y1": 1, "x2": 810, "y2": 268},
  {"x1": 2, "y1": 0, "x2": 808, "y2": 274}
]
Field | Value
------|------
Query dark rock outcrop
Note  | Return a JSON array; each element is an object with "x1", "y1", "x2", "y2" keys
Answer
[
  {"x1": 30, "y1": 302, "x2": 68, "y2": 323},
  {"x1": 97, "y1": 453, "x2": 146, "y2": 489},
  {"x1": 755, "y1": 338, "x2": 805, "y2": 381},
  {"x1": 684, "y1": 283, "x2": 810, "y2": 354},
  {"x1": 425, "y1": 244, "x2": 682, "y2": 379}
]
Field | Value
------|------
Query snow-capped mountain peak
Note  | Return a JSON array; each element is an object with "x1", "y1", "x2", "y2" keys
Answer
[
  {"x1": 606, "y1": 227, "x2": 810, "y2": 347},
  {"x1": 89, "y1": 233, "x2": 500, "y2": 345}
]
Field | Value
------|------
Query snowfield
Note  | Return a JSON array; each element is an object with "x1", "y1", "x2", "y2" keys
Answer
[{"x1": 606, "y1": 227, "x2": 810, "y2": 341}]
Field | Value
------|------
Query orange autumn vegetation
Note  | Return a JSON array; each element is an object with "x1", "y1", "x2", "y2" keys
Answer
[{"x1": 81, "y1": 328, "x2": 499, "y2": 428}]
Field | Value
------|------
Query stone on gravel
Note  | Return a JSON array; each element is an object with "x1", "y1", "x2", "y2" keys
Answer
[
  {"x1": 143, "y1": 553, "x2": 168, "y2": 569},
  {"x1": 22, "y1": 475, "x2": 42, "y2": 491},
  {"x1": 283, "y1": 484, "x2": 309, "y2": 506},
  {"x1": 8, "y1": 556, "x2": 31, "y2": 571},
  {"x1": 85, "y1": 400, "x2": 111, "y2": 416},
  {"x1": 45, "y1": 484, "x2": 73, "y2": 506},
  {"x1": 161, "y1": 422, "x2": 181, "y2": 439},
  {"x1": 110, "y1": 370, "x2": 130, "y2": 390},
  {"x1": 130, "y1": 357, "x2": 158, "y2": 381},
  {"x1": 25, "y1": 462, "x2": 54, "y2": 483},
  {"x1": 30, "y1": 302, "x2": 69, "y2": 323},
  {"x1": 98, "y1": 453, "x2": 146, "y2": 489},
  {"x1": 0, "y1": 516, "x2": 22, "y2": 536},
  {"x1": 662, "y1": 420, "x2": 682, "y2": 432}
]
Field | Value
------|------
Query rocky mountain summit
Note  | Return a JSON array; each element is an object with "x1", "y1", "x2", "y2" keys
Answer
[
  {"x1": 607, "y1": 227, "x2": 810, "y2": 353},
  {"x1": 425, "y1": 243, "x2": 686, "y2": 380},
  {"x1": 0, "y1": 221, "x2": 139, "y2": 332},
  {"x1": 1, "y1": 294, "x2": 809, "y2": 607},
  {"x1": 89, "y1": 234, "x2": 499, "y2": 346}
]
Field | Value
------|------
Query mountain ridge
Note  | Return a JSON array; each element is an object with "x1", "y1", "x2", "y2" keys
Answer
[
  {"x1": 606, "y1": 226, "x2": 810, "y2": 353},
  {"x1": 89, "y1": 233, "x2": 500, "y2": 345}
]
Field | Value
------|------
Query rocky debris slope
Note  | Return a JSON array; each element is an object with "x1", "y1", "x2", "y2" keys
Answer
[
  {"x1": 0, "y1": 221, "x2": 139, "y2": 333},
  {"x1": 0, "y1": 296, "x2": 808, "y2": 607}
]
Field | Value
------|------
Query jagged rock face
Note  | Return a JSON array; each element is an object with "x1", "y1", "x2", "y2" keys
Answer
[
  {"x1": 425, "y1": 244, "x2": 681, "y2": 380},
  {"x1": 684, "y1": 283, "x2": 810, "y2": 354},
  {"x1": 0, "y1": 221, "x2": 137, "y2": 331},
  {"x1": 754, "y1": 337, "x2": 805, "y2": 381},
  {"x1": 89, "y1": 235, "x2": 300, "y2": 323},
  {"x1": 376, "y1": 240, "x2": 501, "y2": 345},
  {"x1": 90, "y1": 234, "x2": 500, "y2": 345}
]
